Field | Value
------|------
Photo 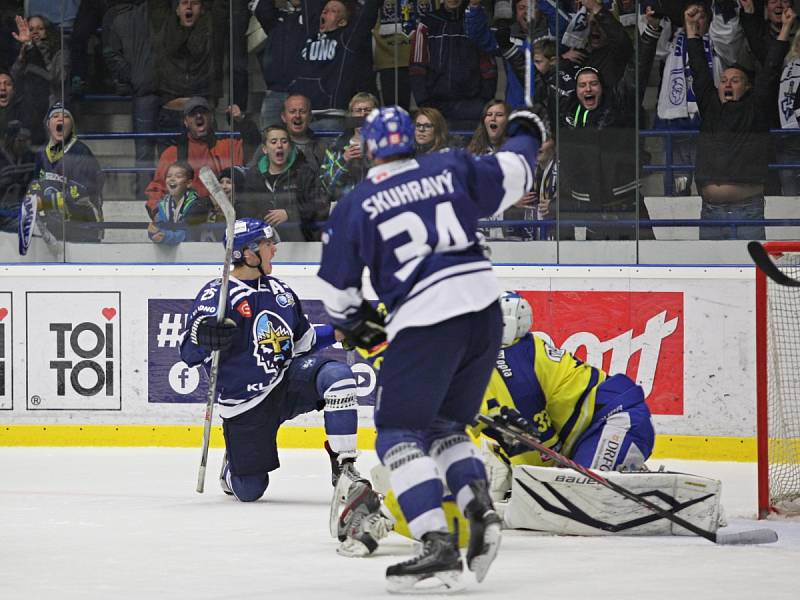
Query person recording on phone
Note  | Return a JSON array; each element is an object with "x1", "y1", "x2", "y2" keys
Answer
[{"x1": 319, "y1": 92, "x2": 378, "y2": 206}]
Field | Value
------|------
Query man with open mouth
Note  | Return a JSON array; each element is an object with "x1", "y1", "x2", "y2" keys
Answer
[{"x1": 686, "y1": 3, "x2": 795, "y2": 240}]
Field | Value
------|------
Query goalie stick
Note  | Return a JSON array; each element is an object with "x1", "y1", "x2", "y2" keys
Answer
[
  {"x1": 477, "y1": 409, "x2": 779, "y2": 545},
  {"x1": 195, "y1": 167, "x2": 236, "y2": 493},
  {"x1": 747, "y1": 241, "x2": 800, "y2": 287}
]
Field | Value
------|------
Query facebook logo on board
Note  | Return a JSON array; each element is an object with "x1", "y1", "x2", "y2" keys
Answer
[{"x1": 148, "y1": 299, "x2": 207, "y2": 403}]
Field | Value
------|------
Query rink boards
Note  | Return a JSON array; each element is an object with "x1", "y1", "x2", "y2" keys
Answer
[{"x1": 0, "y1": 263, "x2": 758, "y2": 460}]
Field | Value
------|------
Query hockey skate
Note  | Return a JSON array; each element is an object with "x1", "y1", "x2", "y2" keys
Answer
[
  {"x1": 336, "y1": 480, "x2": 394, "y2": 557},
  {"x1": 385, "y1": 531, "x2": 464, "y2": 594},
  {"x1": 325, "y1": 441, "x2": 368, "y2": 537},
  {"x1": 219, "y1": 452, "x2": 233, "y2": 496},
  {"x1": 463, "y1": 480, "x2": 502, "y2": 583}
]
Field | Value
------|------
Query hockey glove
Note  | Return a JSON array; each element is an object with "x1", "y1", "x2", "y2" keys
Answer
[
  {"x1": 507, "y1": 109, "x2": 548, "y2": 144},
  {"x1": 338, "y1": 301, "x2": 387, "y2": 350},
  {"x1": 191, "y1": 316, "x2": 237, "y2": 351}
]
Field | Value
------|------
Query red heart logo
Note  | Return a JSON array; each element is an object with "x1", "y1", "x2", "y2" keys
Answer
[
  {"x1": 0, "y1": 308, "x2": 7, "y2": 320},
  {"x1": 102, "y1": 307, "x2": 117, "y2": 321}
]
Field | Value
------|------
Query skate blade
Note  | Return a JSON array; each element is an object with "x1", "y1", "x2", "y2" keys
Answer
[
  {"x1": 468, "y1": 521, "x2": 502, "y2": 583},
  {"x1": 329, "y1": 476, "x2": 349, "y2": 538},
  {"x1": 386, "y1": 570, "x2": 464, "y2": 595}
]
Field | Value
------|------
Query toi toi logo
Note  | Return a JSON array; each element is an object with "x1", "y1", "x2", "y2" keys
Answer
[{"x1": 49, "y1": 321, "x2": 115, "y2": 396}]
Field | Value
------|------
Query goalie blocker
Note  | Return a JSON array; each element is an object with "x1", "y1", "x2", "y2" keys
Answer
[{"x1": 504, "y1": 465, "x2": 724, "y2": 536}]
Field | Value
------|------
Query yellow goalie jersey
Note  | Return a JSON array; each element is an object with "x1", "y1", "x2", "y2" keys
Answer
[{"x1": 475, "y1": 332, "x2": 606, "y2": 466}]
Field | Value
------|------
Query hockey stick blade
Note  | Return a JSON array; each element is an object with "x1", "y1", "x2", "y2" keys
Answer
[
  {"x1": 199, "y1": 166, "x2": 236, "y2": 225},
  {"x1": 476, "y1": 412, "x2": 779, "y2": 545},
  {"x1": 747, "y1": 241, "x2": 800, "y2": 287},
  {"x1": 195, "y1": 167, "x2": 237, "y2": 493},
  {"x1": 715, "y1": 528, "x2": 779, "y2": 545}
]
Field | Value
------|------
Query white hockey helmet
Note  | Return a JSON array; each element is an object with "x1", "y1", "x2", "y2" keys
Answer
[{"x1": 499, "y1": 291, "x2": 533, "y2": 347}]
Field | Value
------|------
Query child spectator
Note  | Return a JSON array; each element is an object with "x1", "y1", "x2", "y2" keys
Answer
[
  {"x1": 467, "y1": 99, "x2": 510, "y2": 155},
  {"x1": 147, "y1": 160, "x2": 212, "y2": 244},
  {"x1": 241, "y1": 123, "x2": 328, "y2": 241}
]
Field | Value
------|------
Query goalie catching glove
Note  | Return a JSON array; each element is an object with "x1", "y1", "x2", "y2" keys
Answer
[
  {"x1": 336, "y1": 300, "x2": 387, "y2": 350},
  {"x1": 191, "y1": 316, "x2": 237, "y2": 351}
]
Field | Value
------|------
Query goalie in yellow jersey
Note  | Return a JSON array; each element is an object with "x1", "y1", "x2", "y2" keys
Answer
[{"x1": 335, "y1": 292, "x2": 655, "y2": 556}]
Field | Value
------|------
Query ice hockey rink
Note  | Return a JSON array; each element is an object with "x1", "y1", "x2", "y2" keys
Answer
[{"x1": 1, "y1": 448, "x2": 799, "y2": 600}]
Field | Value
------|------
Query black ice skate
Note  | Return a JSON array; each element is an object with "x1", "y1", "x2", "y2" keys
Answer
[
  {"x1": 385, "y1": 531, "x2": 464, "y2": 594},
  {"x1": 463, "y1": 479, "x2": 503, "y2": 583},
  {"x1": 336, "y1": 480, "x2": 393, "y2": 557}
]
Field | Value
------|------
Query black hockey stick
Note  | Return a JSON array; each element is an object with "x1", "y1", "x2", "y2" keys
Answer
[
  {"x1": 477, "y1": 409, "x2": 778, "y2": 545},
  {"x1": 747, "y1": 241, "x2": 800, "y2": 287},
  {"x1": 195, "y1": 167, "x2": 236, "y2": 493}
]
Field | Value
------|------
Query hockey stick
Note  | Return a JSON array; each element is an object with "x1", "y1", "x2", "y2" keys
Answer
[
  {"x1": 747, "y1": 241, "x2": 800, "y2": 287},
  {"x1": 477, "y1": 409, "x2": 779, "y2": 545},
  {"x1": 524, "y1": 0, "x2": 535, "y2": 108},
  {"x1": 195, "y1": 167, "x2": 236, "y2": 493}
]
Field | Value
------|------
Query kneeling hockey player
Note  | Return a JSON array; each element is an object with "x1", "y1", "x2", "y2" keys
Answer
[{"x1": 180, "y1": 218, "x2": 367, "y2": 506}]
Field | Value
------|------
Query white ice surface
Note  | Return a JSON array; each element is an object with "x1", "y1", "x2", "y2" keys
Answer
[{"x1": 1, "y1": 448, "x2": 799, "y2": 599}]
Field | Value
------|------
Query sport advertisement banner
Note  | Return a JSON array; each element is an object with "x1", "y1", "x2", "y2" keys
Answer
[
  {"x1": 147, "y1": 298, "x2": 378, "y2": 405},
  {"x1": 148, "y1": 291, "x2": 683, "y2": 415},
  {"x1": 25, "y1": 291, "x2": 122, "y2": 410},
  {"x1": 521, "y1": 291, "x2": 684, "y2": 415}
]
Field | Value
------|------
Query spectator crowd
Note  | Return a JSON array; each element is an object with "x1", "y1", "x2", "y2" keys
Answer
[{"x1": 1, "y1": 0, "x2": 800, "y2": 243}]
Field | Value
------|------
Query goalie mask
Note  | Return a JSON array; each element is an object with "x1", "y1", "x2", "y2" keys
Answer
[{"x1": 499, "y1": 291, "x2": 533, "y2": 347}]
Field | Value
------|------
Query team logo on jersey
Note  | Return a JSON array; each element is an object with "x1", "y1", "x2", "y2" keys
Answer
[
  {"x1": 235, "y1": 299, "x2": 252, "y2": 318},
  {"x1": 252, "y1": 310, "x2": 293, "y2": 376},
  {"x1": 275, "y1": 293, "x2": 295, "y2": 308}
]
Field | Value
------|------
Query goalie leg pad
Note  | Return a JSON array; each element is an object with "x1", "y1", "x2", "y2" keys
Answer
[
  {"x1": 377, "y1": 429, "x2": 448, "y2": 540},
  {"x1": 504, "y1": 465, "x2": 722, "y2": 536}
]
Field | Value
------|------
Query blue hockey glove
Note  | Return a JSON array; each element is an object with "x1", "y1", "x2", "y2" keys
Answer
[
  {"x1": 191, "y1": 316, "x2": 237, "y2": 351},
  {"x1": 507, "y1": 109, "x2": 548, "y2": 144},
  {"x1": 338, "y1": 301, "x2": 387, "y2": 349}
]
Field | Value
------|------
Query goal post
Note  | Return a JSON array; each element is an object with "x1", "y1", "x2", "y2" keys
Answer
[{"x1": 755, "y1": 241, "x2": 800, "y2": 518}]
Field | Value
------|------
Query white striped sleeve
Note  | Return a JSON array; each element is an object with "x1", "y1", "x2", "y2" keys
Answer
[{"x1": 493, "y1": 150, "x2": 534, "y2": 214}]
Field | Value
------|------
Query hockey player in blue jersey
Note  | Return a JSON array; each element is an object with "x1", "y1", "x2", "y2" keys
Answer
[
  {"x1": 180, "y1": 218, "x2": 365, "y2": 504},
  {"x1": 317, "y1": 105, "x2": 546, "y2": 593}
]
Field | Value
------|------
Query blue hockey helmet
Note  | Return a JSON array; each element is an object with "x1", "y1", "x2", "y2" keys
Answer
[
  {"x1": 361, "y1": 106, "x2": 414, "y2": 160},
  {"x1": 225, "y1": 218, "x2": 278, "y2": 262},
  {"x1": 499, "y1": 291, "x2": 533, "y2": 347}
]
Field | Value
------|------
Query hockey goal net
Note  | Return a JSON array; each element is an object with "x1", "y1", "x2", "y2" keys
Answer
[{"x1": 756, "y1": 242, "x2": 800, "y2": 518}]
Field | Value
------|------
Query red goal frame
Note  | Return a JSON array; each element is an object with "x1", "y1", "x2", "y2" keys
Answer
[{"x1": 755, "y1": 241, "x2": 800, "y2": 518}]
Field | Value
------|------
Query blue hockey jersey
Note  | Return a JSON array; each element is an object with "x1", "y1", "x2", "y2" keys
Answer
[
  {"x1": 180, "y1": 275, "x2": 317, "y2": 418},
  {"x1": 317, "y1": 134, "x2": 539, "y2": 339}
]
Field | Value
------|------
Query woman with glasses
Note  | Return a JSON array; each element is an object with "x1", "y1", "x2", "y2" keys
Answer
[{"x1": 413, "y1": 107, "x2": 454, "y2": 154}]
